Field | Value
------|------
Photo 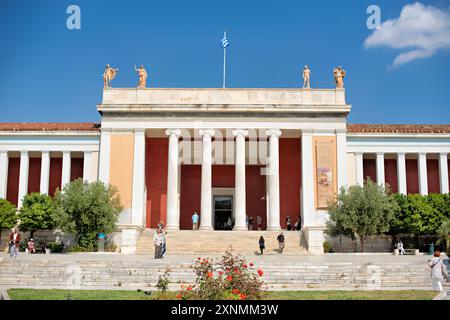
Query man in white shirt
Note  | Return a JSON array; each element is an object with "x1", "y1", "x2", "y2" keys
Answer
[{"x1": 429, "y1": 251, "x2": 448, "y2": 292}]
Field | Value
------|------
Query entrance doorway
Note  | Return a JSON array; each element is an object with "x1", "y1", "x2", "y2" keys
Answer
[{"x1": 213, "y1": 196, "x2": 233, "y2": 230}]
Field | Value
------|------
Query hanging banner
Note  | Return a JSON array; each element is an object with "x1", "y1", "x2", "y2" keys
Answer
[{"x1": 313, "y1": 137, "x2": 337, "y2": 209}]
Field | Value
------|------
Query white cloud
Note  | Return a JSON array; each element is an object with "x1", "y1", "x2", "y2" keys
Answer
[{"x1": 364, "y1": 2, "x2": 450, "y2": 67}]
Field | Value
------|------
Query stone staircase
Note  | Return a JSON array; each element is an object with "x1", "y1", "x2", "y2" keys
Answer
[
  {"x1": 136, "y1": 230, "x2": 307, "y2": 255},
  {"x1": 0, "y1": 256, "x2": 445, "y2": 290}
]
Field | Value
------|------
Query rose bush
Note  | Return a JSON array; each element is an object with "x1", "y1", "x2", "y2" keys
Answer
[{"x1": 177, "y1": 247, "x2": 264, "y2": 300}]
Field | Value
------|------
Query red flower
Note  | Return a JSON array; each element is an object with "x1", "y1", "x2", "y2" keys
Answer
[
  {"x1": 231, "y1": 289, "x2": 240, "y2": 294},
  {"x1": 176, "y1": 293, "x2": 182, "y2": 299},
  {"x1": 239, "y1": 293, "x2": 247, "y2": 300},
  {"x1": 243, "y1": 264, "x2": 247, "y2": 269},
  {"x1": 257, "y1": 269, "x2": 263, "y2": 277},
  {"x1": 207, "y1": 272, "x2": 213, "y2": 278},
  {"x1": 249, "y1": 263, "x2": 254, "y2": 267},
  {"x1": 197, "y1": 257, "x2": 201, "y2": 260},
  {"x1": 234, "y1": 267, "x2": 239, "y2": 272},
  {"x1": 227, "y1": 276, "x2": 233, "y2": 281},
  {"x1": 187, "y1": 285, "x2": 193, "y2": 291},
  {"x1": 218, "y1": 271, "x2": 224, "y2": 275}
]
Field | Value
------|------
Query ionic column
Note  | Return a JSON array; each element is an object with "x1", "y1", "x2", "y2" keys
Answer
[
  {"x1": 40, "y1": 151, "x2": 50, "y2": 195},
  {"x1": 18, "y1": 151, "x2": 29, "y2": 208},
  {"x1": 439, "y1": 153, "x2": 449, "y2": 194},
  {"x1": 61, "y1": 151, "x2": 71, "y2": 189},
  {"x1": 336, "y1": 130, "x2": 347, "y2": 189},
  {"x1": 83, "y1": 151, "x2": 93, "y2": 183},
  {"x1": 266, "y1": 129, "x2": 282, "y2": 231},
  {"x1": 301, "y1": 130, "x2": 314, "y2": 227},
  {"x1": 418, "y1": 153, "x2": 428, "y2": 195},
  {"x1": 233, "y1": 129, "x2": 248, "y2": 231},
  {"x1": 355, "y1": 152, "x2": 364, "y2": 186},
  {"x1": 199, "y1": 129, "x2": 215, "y2": 231},
  {"x1": 165, "y1": 129, "x2": 181, "y2": 230},
  {"x1": 397, "y1": 153, "x2": 407, "y2": 195},
  {"x1": 98, "y1": 131, "x2": 111, "y2": 183},
  {"x1": 0, "y1": 151, "x2": 9, "y2": 199},
  {"x1": 131, "y1": 130, "x2": 146, "y2": 226},
  {"x1": 376, "y1": 152, "x2": 385, "y2": 186}
]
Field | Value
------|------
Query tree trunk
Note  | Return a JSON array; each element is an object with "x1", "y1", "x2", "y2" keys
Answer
[
  {"x1": 30, "y1": 230, "x2": 35, "y2": 239},
  {"x1": 360, "y1": 236, "x2": 365, "y2": 252}
]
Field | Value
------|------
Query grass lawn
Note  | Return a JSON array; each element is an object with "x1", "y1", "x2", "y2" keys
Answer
[{"x1": 7, "y1": 289, "x2": 437, "y2": 300}]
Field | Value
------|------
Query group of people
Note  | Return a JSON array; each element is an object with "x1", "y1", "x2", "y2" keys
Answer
[
  {"x1": 7, "y1": 228, "x2": 48, "y2": 257},
  {"x1": 258, "y1": 232, "x2": 286, "y2": 255},
  {"x1": 286, "y1": 216, "x2": 301, "y2": 231},
  {"x1": 153, "y1": 221, "x2": 167, "y2": 259}
]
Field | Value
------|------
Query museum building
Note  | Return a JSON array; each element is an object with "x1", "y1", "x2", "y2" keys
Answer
[{"x1": 0, "y1": 87, "x2": 449, "y2": 254}]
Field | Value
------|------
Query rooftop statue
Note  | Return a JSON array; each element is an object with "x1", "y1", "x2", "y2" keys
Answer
[
  {"x1": 333, "y1": 66, "x2": 346, "y2": 89},
  {"x1": 134, "y1": 65, "x2": 148, "y2": 88},
  {"x1": 103, "y1": 64, "x2": 118, "y2": 88},
  {"x1": 303, "y1": 65, "x2": 311, "y2": 89}
]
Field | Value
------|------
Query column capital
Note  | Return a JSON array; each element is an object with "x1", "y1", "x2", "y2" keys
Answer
[
  {"x1": 62, "y1": 150, "x2": 71, "y2": 156},
  {"x1": 376, "y1": 152, "x2": 385, "y2": 157},
  {"x1": 265, "y1": 129, "x2": 282, "y2": 137},
  {"x1": 41, "y1": 150, "x2": 50, "y2": 155},
  {"x1": 439, "y1": 152, "x2": 448, "y2": 157},
  {"x1": 134, "y1": 128, "x2": 146, "y2": 134},
  {"x1": 0, "y1": 150, "x2": 8, "y2": 157},
  {"x1": 232, "y1": 129, "x2": 248, "y2": 137},
  {"x1": 20, "y1": 150, "x2": 29, "y2": 157},
  {"x1": 165, "y1": 129, "x2": 182, "y2": 137},
  {"x1": 355, "y1": 152, "x2": 364, "y2": 157},
  {"x1": 397, "y1": 152, "x2": 406, "y2": 157},
  {"x1": 199, "y1": 129, "x2": 215, "y2": 137},
  {"x1": 418, "y1": 152, "x2": 427, "y2": 158}
]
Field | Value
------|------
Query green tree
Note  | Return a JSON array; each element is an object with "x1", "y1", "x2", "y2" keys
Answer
[
  {"x1": 18, "y1": 193, "x2": 54, "y2": 238},
  {"x1": 327, "y1": 178, "x2": 398, "y2": 252},
  {"x1": 0, "y1": 198, "x2": 18, "y2": 246},
  {"x1": 437, "y1": 219, "x2": 450, "y2": 255},
  {"x1": 53, "y1": 179, "x2": 122, "y2": 249}
]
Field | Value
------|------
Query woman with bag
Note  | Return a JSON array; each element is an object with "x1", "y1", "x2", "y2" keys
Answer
[{"x1": 428, "y1": 251, "x2": 448, "y2": 292}]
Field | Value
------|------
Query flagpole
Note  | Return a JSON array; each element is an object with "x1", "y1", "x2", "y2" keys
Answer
[{"x1": 223, "y1": 46, "x2": 226, "y2": 88}]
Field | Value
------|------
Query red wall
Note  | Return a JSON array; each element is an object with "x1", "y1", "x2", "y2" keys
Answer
[
  {"x1": 212, "y1": 165, "x2": 235, "y2": 187},
  {"x1": 70, "y1": 158, "x2": 84, "y2": 182},
  {"x1": 28, "y1": 158, "x2": 41, "y2": 193},
  {"x1": 246, "y1": 165, "x2": 266, "y2": 230},
  {"x1": 384, "y1": 159, "x2": 398, "y2": 193},
  {"x1": 49, "y1": 158, "x2": 62, "y2": 196},
  {"x1": 363, "y1": 159, "x2": 377, "y2": 182},
  {"x1": 279, "y1": 138, "x2": 301, "y2": 228},
  {"x1": 427, "y1": 159, "x2": 440, "y2": 194},
  {"x1": 406, "y1": 159, "x2": 419, "y2": 194},
  {"x1": 6, "y1": 158, "x2": 20, "y2": 206},
  {"x1": 146, "y1": 138, "x2": 168, "y2": 228},
  {"x1": 180, "y1": 165, "x2": 201, "y2": 229}
]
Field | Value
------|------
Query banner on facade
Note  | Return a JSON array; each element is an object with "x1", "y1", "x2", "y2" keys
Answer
[{"x1": 313, "y1": 137, "x2": 337, "y2": 209}]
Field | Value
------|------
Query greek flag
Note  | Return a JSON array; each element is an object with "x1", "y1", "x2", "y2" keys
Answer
[{"x1": 221, "y1": 31, "x2": 229, "y2": 48}]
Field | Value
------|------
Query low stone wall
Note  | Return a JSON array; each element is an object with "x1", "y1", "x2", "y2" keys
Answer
[
  {"x1": 326, "y1": 235, "x2": 393, "y2": 253},
  {"x1": 1, "y1": 230, "x2": 75, "y2": 252}
]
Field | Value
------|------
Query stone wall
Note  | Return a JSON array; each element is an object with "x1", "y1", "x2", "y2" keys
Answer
[
  {"x1": 326, "y1": 235, "x2": 393, "y2": 253},
  {"x1": 1, "y1": 229, "x2": 76, "y2": 252}
]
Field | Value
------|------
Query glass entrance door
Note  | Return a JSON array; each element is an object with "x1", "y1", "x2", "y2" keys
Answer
[{"x1": 213, "y1": 196, "x2": 233, "y2": 230}]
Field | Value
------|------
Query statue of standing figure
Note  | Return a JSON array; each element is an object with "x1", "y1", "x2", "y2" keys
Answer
[
  {"x1": 103, "y1": 64, "x2": 118, "y2": 88},
  {"x1": 333, "y1": 66, "x2": 346, "y2": 88},
  {"x1": 303, "y1": 65, "x2": 311, "y2": 89},
  {"x1": 134, "y1": 65, "x2": 148, "y2": 88}
]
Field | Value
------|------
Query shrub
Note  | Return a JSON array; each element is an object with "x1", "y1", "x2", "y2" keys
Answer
[
  {"x1": 176, "y1": 247, "x2": 264, "y2": 300},
  {"x1": 156, "y1": 267, "x2": 171, "y2": 293},
  {"x1": 53, "y1": 179, "x2": 122, "y2": 249},
  {"x1": 46, "y1": 241, "x2": 64, "y2": 253},
  {"x1": 0, "y1": 198, "x2": 17, "y2": 246},
  {"x1": 323, "y1": 240, "x2": 333, "y2": 253},
  {"x1": 68, "y1": 244, "x2": 94, "y2": 252},
  {"x1": 18, "y1": 193, "x2": 55, "y2": 238}
]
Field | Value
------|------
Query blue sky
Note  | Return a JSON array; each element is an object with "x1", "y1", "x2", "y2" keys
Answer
[{"x1": 0, "y1": 0, "x2": 449, "y2": 124}]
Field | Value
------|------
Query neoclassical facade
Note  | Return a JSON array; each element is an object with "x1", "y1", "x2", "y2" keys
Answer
[{"x1": 1, "y1": 88, "x2": 449, "y2": 254}]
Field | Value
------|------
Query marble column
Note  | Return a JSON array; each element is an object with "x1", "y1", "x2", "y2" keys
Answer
[
  {"x1": 61, "y1": 151, "x2": 71, "y2": 189},
  {"x1": 355, "y1": 152, "x2": 364, "y2": 186},
  {"x1": 166, "y1": 129, "x2": 181, "y2": 230},
  {"x1": 376, "y1": 152, "x2": 385, "y2": 186},
  {"x1": 301, "y1": 130, "x2": 314, "y2": 227},
  {"x1": 131, "y1": 130, "x2": 146, "y2": 226},
  {"x1": 266, "y1": 129, "x2": 282, "y2": 231},
  {"x1": 336, "y1": 130, "x2": 347, "y2": 189},
  {"x1": 233, "y1": 129, "x2": 248, "y2": 230},
  {"x1": 418, "y1": 153, "x2": 428, "y2": 195},
  {"x1": 0, "y1": 151, "x2": 8, "y2": 199},
  {"x1": 438, "y1": 153, "x2": 449, "y2": 194},
  {"x1": 18, "y1": 151, "x2": 29, "y2": 208},
  {"x1": 40, "y1": 151, "x2": 50, "y2": 195},
  {"x1": 199, "y1": 129, "x2": 215, "y2": 230},
  {"x1": 83, "y1": 151, "x2": 93, "y2": 183},
  {"x1": 397, "y1": 153, "x2": 407, "y2": 195},
  {"x1": 98, "y1": 131, "x2": 111, "y2": 183}
]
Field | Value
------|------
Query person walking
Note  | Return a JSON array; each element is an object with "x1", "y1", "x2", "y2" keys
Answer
[
  {"x1": 277, "y1": 232, "x2": 285, "y2": 254},
  {"x1": 192, "y1": 211, "x2": 199, "y2": 230},
  {"x1": 429, "y1": 251, "x2": 448, "y2": 292},
  {"x1": 259, "y1": 236, "x2": 265, "y2": 255},
  {"x1": 161, "y1": 230, "x2": 167, "y2": 257},
  {"x1": 256, "y1": 215, "x2": 262, "y2": 231},
  {"x1": 153, "y1": 229, "x2": 164, "y2": 259},
  {"x1": 8, "y1": 228, "x2": 21, "y2": 258}
]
